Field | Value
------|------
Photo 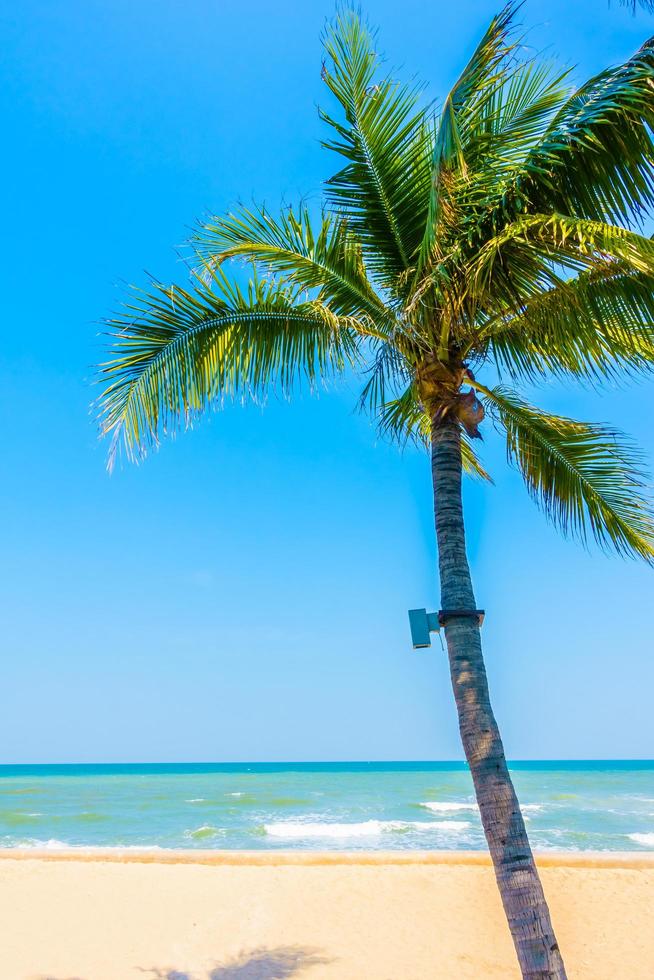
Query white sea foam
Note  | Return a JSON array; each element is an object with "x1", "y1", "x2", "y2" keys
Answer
[
  {"x1": 185, "y1": 798, "x2": 206, "y2": 803},
  {"x1": 228, "y1": 792, "x2": 243, "y2": 797},
  {"x1": 264, "y1": 819, "x2": 470, "y2": 839},
  {"x1": 420, "y1": 801, "x2": 477, "y2": 813},
  {"x1": 20, "y1": 838, "x2": 70, "y2": 850},
  {"x1": 2, "y1": 839, "x2": 164, "y2": 851},
  {"x1": 628, "y1": 832, "x2": 654, "y2": 847},
  {"x1": 420, "y1": 801, "x2": 542, "y2": 815}
]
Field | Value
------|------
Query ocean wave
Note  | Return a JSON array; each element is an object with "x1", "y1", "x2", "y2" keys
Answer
[
  {"x1": 264, "y1": 819, "x2": 470, "y2": 839},
  {"x1": 7, "y1": 838, "x2": 71, "y2": 850},
  {"x1": 420, "y1": 801, "x2": 477, "y2": 813},
  {"x1": 185, "y1": 798, "x2": 206, "y2": 803},
  {"x1": 0, "y1": 839, "x2": 164, "y2": 851},
  {"x1": 628, "y1": 833, "x2": 654, "y2": 847},
  {"x1": 420, "y1": 801, "x2": 543, "y2": 814}
]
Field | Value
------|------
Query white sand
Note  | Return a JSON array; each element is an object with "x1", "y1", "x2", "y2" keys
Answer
[{"x1": 0, "y1": 850, "x2": 652, "y2": 979}]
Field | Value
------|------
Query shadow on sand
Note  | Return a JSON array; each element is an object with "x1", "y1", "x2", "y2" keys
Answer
[
  {"x1": 41, "y1": 943, "x2": 330, "y2": 980},
  {"x1": 146, "y1": 945, "x2": 331, "y2": 979}
]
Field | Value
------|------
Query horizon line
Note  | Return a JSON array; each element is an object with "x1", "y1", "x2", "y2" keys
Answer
[{"x1": 1, "y1": 758, "x2": 652, "y2": 767}]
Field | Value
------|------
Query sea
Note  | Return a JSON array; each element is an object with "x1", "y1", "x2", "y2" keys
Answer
[{"x1": 0, "y1": 761, "x2": 652, "y2": 852}]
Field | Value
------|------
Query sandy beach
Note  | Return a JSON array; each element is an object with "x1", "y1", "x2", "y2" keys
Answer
[{"x1": 0, "y1": 850, "x2": 652, "y2": 979}]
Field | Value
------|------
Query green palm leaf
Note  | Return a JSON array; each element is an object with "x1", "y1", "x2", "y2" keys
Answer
[
  {"x1": 419, "y1": 2, "x2": 521, "y2": 265},
  {"x1": 194, "y1": 204, "x2": 393, "y2": 331},
  {"x1": 469, "y1": 213, "x2": 654, "y2": 309},
  {"x1": 478, "y1": 383, "x2": 654, "y2": 561},
  {"x1": 481, "y1": 263, "x2": 654, "y2": 382},
  {"x1": 461, "y1": 62, "x2": 570, "y2": 176},
  {"x1": 376, "y1": 382, "x2": 492, "y2": 481},
  {"x1": 98, "y1": 267, "x2": 361, "y2": 468},
  {"x1": 513, "y1": 36, "x2": 654, "y2": 225},
  {"x1": 320, "y1": 9, "x2": 432, "y2": 285}
]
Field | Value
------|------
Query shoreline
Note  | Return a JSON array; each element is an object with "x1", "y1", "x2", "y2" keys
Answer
[{"x1": 0, "y1": 846, "x2": 653, "y2": 867}]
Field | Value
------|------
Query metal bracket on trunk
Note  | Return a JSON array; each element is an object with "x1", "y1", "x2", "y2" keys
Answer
[{"x1": 438, "y1": 609, "x2": 485, "y2": 627}]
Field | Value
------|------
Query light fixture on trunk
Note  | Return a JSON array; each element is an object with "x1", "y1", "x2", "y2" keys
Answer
[{"x1": 408, "y1": 607, "x2": 485, "y2": 648}]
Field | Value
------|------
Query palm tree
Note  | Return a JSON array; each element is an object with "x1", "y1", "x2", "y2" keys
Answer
[{"x1": 97, "y1": 5, "x2": 654, "y2": 977}]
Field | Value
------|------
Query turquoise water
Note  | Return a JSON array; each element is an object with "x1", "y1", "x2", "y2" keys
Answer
[{"x1": 0, "y1": 762, "x2": 652, "y2": 852}]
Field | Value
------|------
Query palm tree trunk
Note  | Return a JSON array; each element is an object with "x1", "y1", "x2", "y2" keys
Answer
[{"x1": 431, "y1": 416, "x2": 567, "y2": 980}]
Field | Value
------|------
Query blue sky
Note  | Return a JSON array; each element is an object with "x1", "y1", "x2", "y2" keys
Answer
[{"x1": 1, "y1": 0, "x2": 652, "y2": 762}]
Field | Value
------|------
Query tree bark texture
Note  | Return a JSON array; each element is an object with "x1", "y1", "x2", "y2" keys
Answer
[{"x1": 431, "y1": 417, "x2": 567, "y2": 980}]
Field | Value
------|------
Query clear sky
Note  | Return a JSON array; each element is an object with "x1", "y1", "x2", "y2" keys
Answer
[{"x1": 1, "y1": 0, "x2": 652, "y2": 763}]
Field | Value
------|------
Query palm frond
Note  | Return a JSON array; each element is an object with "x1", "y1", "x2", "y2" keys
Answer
[
  {"x1": 434, "y1": 1, "x2": 519, "y2": 167},
  {"x1": 376, "y1": 382, "x2": 428, "y2": 445},
  {"x1": 462, "y1": 61, "x2": 570, "y2": 175},
  {"x1": 460, "y1": 431, "x2": 493, "y2": 482},
  {"x1": 97, "y1": 266, "x2": 361, "y2": 468},
  {"x1": 320, "y1": 9, "x2": 432, "y2": 285},
  {"x1": 419, "y1": 2, "x2": 520, "y2": 265},
  {"x1": 458, "y1": 431, "x2": 491, "y2": 482},
  {"x1": 358, "y1": 341, "x2": 411, "y2": 417},
  {"x1": 194, "y1": 204, "x2": 392, "y2": 331},
  {"x1": 375, "y1": 383, "x2": 492, "y2": 481},
  {"x1": 513, "y1": 37, "x2": 654, "y2": 225},
  {"x1": 477, "y1": 383, "x2": 654, "y2": 561},
  {"x1": 470, "y1": 213, "x2": 654, "y2": 308},
  {"x1": 619, "y1": 1, "x2": 654, "y2": 12},
  {"x1": 480, "y1": 263, "x2": 654, "y2": 382}
]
